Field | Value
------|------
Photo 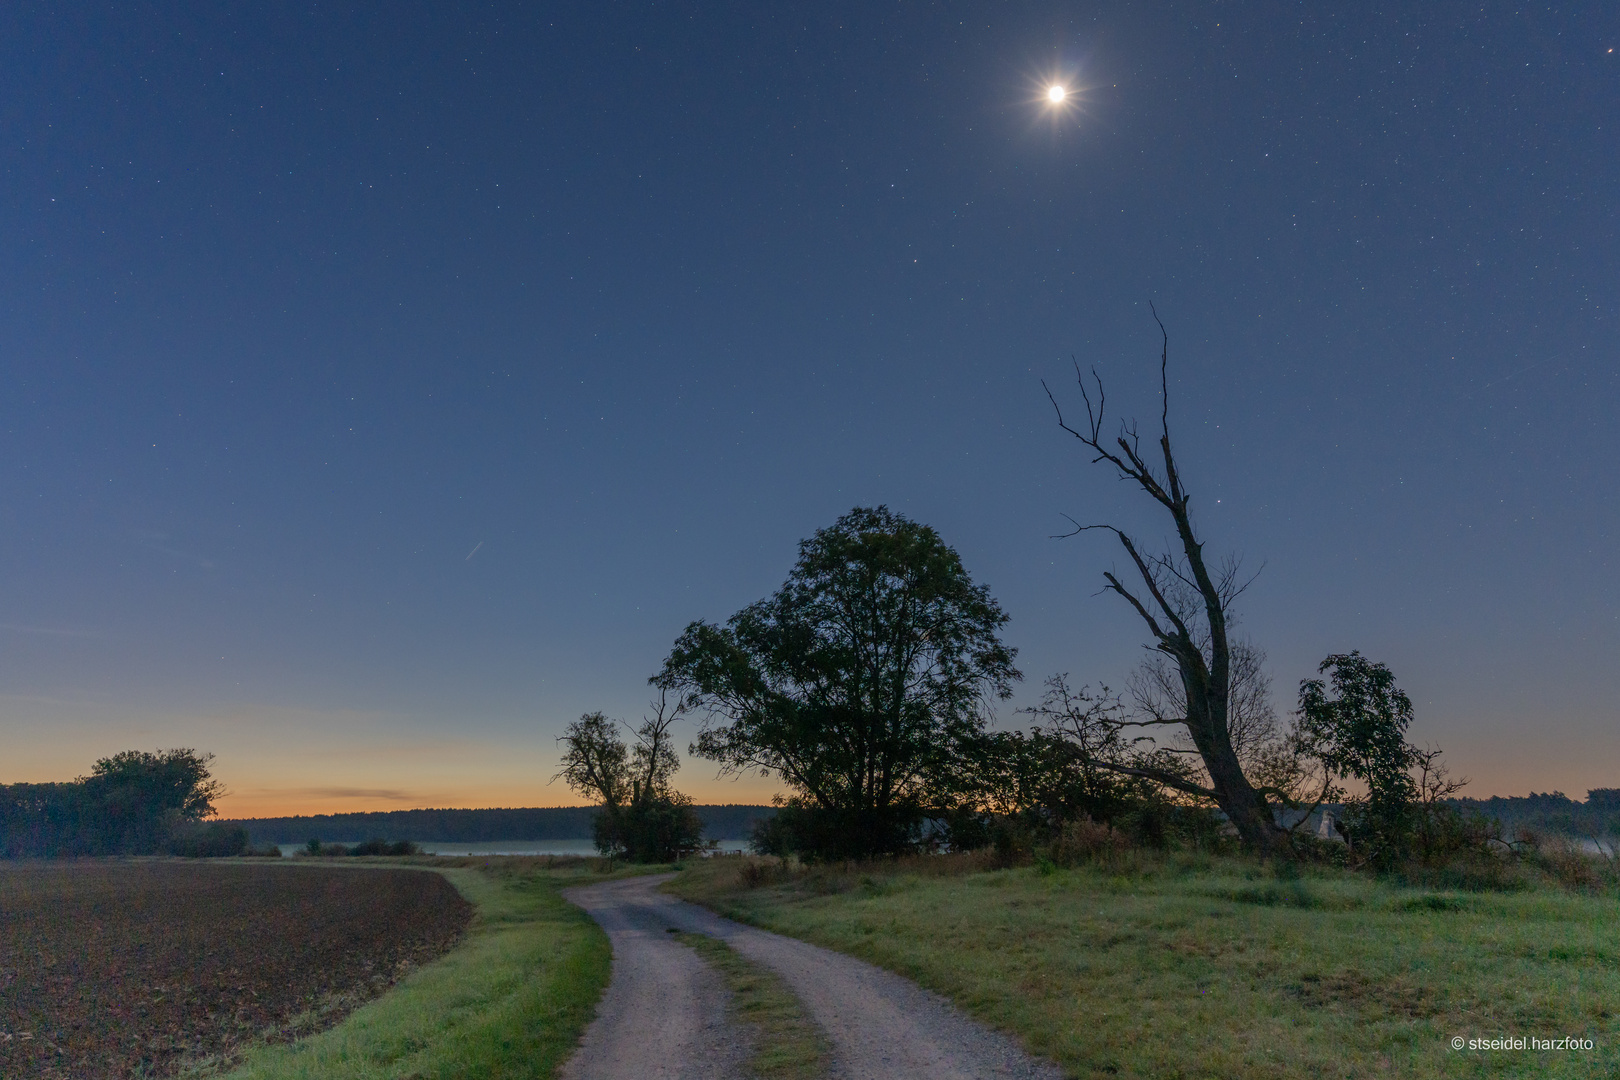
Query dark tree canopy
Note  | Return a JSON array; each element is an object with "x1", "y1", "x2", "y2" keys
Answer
[
  {"x1": 87, "y1": 748, "x2": 224, "y2": 822},
  {"x1": 1296, "y1": 651, "x2": 1423, "y2": 864},
  {"x1": 656, "y1": 505, "x2": 1020, "y2": 858},
  {"x1": 1296, "y1": 652, "x2": 1417, "y2": 793}
]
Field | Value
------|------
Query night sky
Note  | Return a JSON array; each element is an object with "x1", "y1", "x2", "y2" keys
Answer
[{"x1": 3, "y1": 2, "x2": 1615, "y2": 815}]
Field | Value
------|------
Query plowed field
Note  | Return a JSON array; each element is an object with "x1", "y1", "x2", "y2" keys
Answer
[{"x1": 0, "y1": 860, "x2": 472, "y2": 1079}]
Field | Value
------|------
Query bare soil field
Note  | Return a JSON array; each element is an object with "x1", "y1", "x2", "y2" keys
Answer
[{"x1": 0, "y1": 860, "x2": 471, "y2": 1079}]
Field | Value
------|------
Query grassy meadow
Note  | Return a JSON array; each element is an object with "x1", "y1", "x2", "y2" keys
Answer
[
  {"x1": 669, "y1": 852, "x2": 1620, "y2": 1079},
  {"x1": 211, "y1": 857, "x2": 639, "y2": 1080}
]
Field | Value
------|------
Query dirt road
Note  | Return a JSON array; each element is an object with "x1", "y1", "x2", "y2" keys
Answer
[{"x1": 562, "y1": 874, "x2": 1062, "y2": 1080}]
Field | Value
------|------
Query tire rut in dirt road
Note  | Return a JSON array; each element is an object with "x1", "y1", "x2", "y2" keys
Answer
[
  {"x1": 564, "y1": 874, "x2": 1063, "y2": 1080},
  {"x1": 559, "y1": 877, "x2": 751, "y2": 1080}
]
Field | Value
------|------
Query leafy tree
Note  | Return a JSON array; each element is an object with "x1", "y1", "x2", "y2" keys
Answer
[
  {"x1": 1295, "y1": 652, "x2": 1423, "y2": 866},
  {"x1": 554, "y1": 694, "x2": 706, "y2": 862},
  {"x1": 656, "y1": 505, "x2": 1020, "y2": 860},
  {"x1": 1045, "y1": 316, "x2": 1287, "y2": 853}
]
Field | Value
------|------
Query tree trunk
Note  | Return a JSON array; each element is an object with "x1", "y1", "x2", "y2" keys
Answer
[{"x1": 1047, "y1": 315, "x2": 1291, "y2": 856}]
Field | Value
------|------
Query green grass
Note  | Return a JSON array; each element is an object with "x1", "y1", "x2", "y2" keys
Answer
[
  {"x1": 671, "y1": 852, "x2": 1620, "y2": 1079},
  {"x1": 209, "y1": 857, "x2": 641, "y2": 1080},
  {"x1": 673, "y1": 931, "x2": 830, "y2": 1080}
]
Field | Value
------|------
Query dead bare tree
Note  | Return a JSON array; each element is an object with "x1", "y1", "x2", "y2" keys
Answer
[{"x1": 1044, "y1": 309, "x2": 1290, "y2": 854}]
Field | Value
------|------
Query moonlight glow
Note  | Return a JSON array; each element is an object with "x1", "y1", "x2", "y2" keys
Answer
[{"x1": 1047, "y1": 85, "x2": 1067, "y2": 103}]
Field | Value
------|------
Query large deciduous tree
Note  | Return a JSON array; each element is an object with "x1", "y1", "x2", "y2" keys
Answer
[
  {"x1": 656, "y1": 505, "x2": 1020, "y2": 860},
  {"x1": 1045, "y1": 314, "x2": 1289, "y2": 854}
]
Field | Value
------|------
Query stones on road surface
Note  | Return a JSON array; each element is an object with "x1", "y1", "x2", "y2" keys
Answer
[{"x1": 563, "y1": 874, "x2": 1063, "y2": 1080}]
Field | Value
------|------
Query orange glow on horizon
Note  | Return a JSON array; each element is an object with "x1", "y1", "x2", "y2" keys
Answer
[{"x1": 214, "y1": 777, "x2": 783, "y2": 819}]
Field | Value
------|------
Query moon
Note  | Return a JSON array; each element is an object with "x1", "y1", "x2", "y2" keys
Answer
[{"x1": 1047, "y1": 85, "x2": 1067, "y2": 103}]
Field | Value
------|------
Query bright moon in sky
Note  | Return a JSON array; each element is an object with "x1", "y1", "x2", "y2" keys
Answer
[{"x1": 1047, "y1": 85, "x2": 1067, "y2": 103}]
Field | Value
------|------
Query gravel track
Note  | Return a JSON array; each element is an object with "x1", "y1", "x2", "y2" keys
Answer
[
  {"x1": 558, "y1": 877, "x2": 748, "y2": 1080},
  {"x1": 563, "y1": 874, "x2": 1062, "y2": 1080}
]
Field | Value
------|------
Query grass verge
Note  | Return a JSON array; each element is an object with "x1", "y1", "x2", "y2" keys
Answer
[
  {"x1": 671, "y1": 853, "x2": 1620, "y2": 1079},
  {"x1": 672, "y1": 931, "x2": 829, "y2": 1080},
  {"x1": 209, "y1": 857, "x2": 641, "y2": 1080}
]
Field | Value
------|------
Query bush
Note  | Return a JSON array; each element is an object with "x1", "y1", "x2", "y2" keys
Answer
[
  {"x1": 1523, "y1": 832, "x2": 1609, "y2": 891},
  {"x1": 240, "y1": 841, "x2": 284, "y2": 857},
  {"x1": 985, "y1": 814, "x2": 1038, "y2": 867},
  {"x1": 936, "y1": 808, "x2": 993, "y2": 854},
  {"x1": 168, "y1": 822, "x2": 248, "y2": 858},
  {"x1": 749, "y1": 809, "x2": 798, "y2": 858},
  {"x1": 350, "y1": 837, "x2": 421, "y2": 856},
  {"x1": 1403, "y1": 850, "x2": 1528, "y2": 892},
  {"x1": 1047, "y1": 819, "x2": 1129, "y2": 867},
  {"x1": 738, "y1": 858, "x2": 786, "y2": 888},
  {"x1": 747, "y1": 800, "x2": 924, "y2": 863},
  {"x1": 597, "y1": 796, "x2": 709, "y2": 863}
]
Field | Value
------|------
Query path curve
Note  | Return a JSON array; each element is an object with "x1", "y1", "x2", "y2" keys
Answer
[{"x1": 564, "y1": 874, "x2": 1062, "y2": 1080}]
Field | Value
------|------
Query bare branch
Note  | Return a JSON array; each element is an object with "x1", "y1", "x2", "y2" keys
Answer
[
  {"x1": 1088, "y1": 758, "x2": 1218, "y2": 800},
  {"x1": 1149, "y1": 300, "x2": 1169, "y2": 439}
]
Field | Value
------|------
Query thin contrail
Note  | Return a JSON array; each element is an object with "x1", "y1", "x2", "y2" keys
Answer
[{"x1": 465, "y1": 541, "x2": 484, "y2": 560}]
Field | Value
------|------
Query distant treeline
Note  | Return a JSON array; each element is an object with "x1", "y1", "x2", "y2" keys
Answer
[
  {"x1": 1451, "y1": 789, "x2": 1620, "y2": 840},
  {"x1": 221, "y1": 804, "x2": 776, "y2": 844},
  {"x1": 2, "y1": 750, "x2": 229, "y2": 858}
]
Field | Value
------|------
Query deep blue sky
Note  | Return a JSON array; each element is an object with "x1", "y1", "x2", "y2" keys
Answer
[{"x1": 2, "y1": 1, "x2": 1615, "y2": 813}]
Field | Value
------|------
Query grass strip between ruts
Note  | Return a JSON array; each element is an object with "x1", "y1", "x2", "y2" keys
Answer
[
  {"x1": 673, "y1": 931, "x2": 831, "y2": 1080},
  {"x1": 207, "y1": 860, "x2": 621, "y2": 1080}
]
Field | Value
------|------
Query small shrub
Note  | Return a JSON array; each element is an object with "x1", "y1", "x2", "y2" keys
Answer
[
  {"x1": 241, "y1": 841, "x2": 284, "y2": 857},
  {"x1": 748, "y1": 799, "x2": 925, "y2": 863},
  {"x1": 738, "y1": 859, "x2": 783, "y2": 889},
  {"x1": 987, "y1": 815, "x2": 1037, "y2": 868},
  {"x1": 348, "y1": 837, "x2": 420, "y2": 856},
  {"x1": 1404, "y1": 851, "x2": 1530, "y2": 893},
  {"x1": 1048, "y1": 819, "x2": 1129, "y2": 867},
  {"x1": 598, "y1": 796, "x2": 709, "y2": 863},
  {"x1": 1290, "y1": 834, "x2": 1353, "y2": 866},
  {"x1": 938, "y1": 809, "x2": 992, "y2": 854},
  {"x1": 1533, "y1": 837, "x2": 1606, "y2": 891}
]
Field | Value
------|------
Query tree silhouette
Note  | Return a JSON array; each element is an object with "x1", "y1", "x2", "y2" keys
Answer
[{"x1": 1045, "y1": 313, "x2": 1287, "y2": 854}]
